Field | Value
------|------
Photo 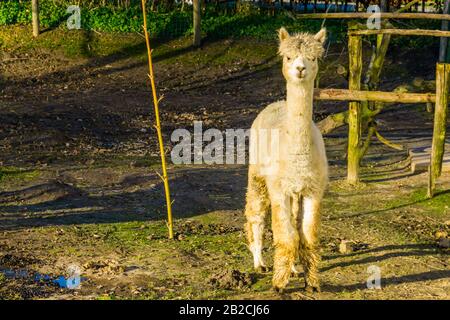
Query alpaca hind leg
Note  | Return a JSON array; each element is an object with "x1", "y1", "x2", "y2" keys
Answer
[
  {"x1": 244, "y1": 173, "x2": 270, "y2": 272},
  {"x1": 299, "y1": 196, "x2": 321, "y2": 292},
  {"x1": 271, "y1": 194, "x2": 299, "y2": 292}
]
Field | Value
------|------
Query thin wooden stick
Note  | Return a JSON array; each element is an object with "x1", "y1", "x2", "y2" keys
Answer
[
  {"x1": 141, "y1": 0, "x2": 174, "y2": 239},
  {"x1": 427, "y1": 165, "x2": 434, "y2": 198}
]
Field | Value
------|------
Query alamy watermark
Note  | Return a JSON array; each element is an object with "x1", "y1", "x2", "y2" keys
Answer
[
  {"x1": 65, "y1": 264, "x2": 82, "y2": 289},
  {"x1": 367, "y1": 265, "x2": 382, "y2": 289},
  {"x1": 367, "y1": 5, "x2": 382, "y2": 30},
  {"x1": 171, "y1": 121, "x2": 280, "y2": 171},
  {"x1": 66, "y1": 5, "x2": 81, "y2": 30}
]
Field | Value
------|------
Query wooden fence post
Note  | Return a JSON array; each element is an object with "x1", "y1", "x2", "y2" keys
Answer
[
  {"x1": 193, "y1": 0, "x2": 201, "y2": 47},
  {"x1": 347, "y1": 34, "x2": 363, "y2": 184},
  {"x1": 32, "y1": 0, "x2": 40, "y2": 37},
  {"x1": 428, "y1": 63, "x2": 450, "y2": 198}
]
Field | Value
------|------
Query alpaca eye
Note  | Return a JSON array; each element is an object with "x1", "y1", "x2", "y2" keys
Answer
[
  {"x1": 286, "y1": 56, "x2": 291, "y2": 61},
  {"x1": 312, "y1": 57, "x2": 316, "y2": 62}
]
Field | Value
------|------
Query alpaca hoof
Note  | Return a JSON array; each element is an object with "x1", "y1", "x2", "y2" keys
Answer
[
  {"x1": 255, "y1": 265, "x2": 269, "y2": 273},
  {"x1": 305, "y1": 284, "x2": 321, "y2": 293},
  {"x1": 291, "y1": 265, "x2": 301, "y2": 276},
  {"x1": 273, "y1": 286, "x2": 285, "y2": 294}
]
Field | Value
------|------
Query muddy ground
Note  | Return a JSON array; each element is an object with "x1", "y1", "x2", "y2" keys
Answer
[{"x1": 0, "y1": 26, "x2": 448, "y2": 300}]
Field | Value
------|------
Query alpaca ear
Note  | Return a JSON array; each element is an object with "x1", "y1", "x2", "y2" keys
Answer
[
  {"x1": 278, "y1": 27, "x2": 289, "y2": 42},
  {"x1": 314, "y1": 28, "x2": 327, "y2": 45}
]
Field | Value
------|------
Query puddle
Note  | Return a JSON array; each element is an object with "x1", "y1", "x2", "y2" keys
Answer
[{"x1": 1, "y1": 268, "x2": 87, "y2": 289}]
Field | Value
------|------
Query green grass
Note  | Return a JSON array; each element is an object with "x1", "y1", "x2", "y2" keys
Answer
[
  {"x1": 0, "y1": 166, "x2": 40, "y2": 183},
  {"x1": 373, "y1": 184, "x2": 450, "y2": 217},
  {"x1": 96, "y1": 293, "x2": 117, "y2": 300},
  {"x1": 407, "y1": 189, "x2": 450, "y2": 214},
  {"x1": 0, "y1": 25, "x2": 146, "y2": 58},
  {"x1": 0, "y1": 24, "x2": 277, "y2": 69},
  {"x1": 47, "y1": 219, "x2": 251, "y2": 299},
  {"x1": 67, "y1": 221, "x2": 168, "y2": 248}
]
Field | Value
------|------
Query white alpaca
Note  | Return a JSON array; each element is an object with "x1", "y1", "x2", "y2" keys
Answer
[{"x1": 245, "y1": 27, "x2": 329, "y2": 293}]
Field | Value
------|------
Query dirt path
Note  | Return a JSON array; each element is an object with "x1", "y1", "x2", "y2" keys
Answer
[{"x1": 0, "y1": 27, "x2": 448, "y2": 300}]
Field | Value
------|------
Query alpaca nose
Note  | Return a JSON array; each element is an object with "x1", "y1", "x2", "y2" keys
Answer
[{"x1": 297, "y1": 66, "x2": 306, "y2": 73}]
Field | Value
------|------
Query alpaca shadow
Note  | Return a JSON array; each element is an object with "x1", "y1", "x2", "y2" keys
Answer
[
  {"x1": 328, "y1": 188, "x2": 450, "y2": 220},
  {"x1": 284, "y1": 245, "x2": 447, "y2": 294},
  {"x1": 280, "y1": 243, "x2": 445, "y2": 295},
  {"x1": 0, "y1": 166, "x2": 247, "y2": 231},
  {"x1": 175, "y1": 55, "x2": 279, "y2": 93},
  {"x1": 322, "y1": 269, "x2": 450, "y2": 293},
  {"x1": 322, "y1": 243, "x2": 434, "y2": 261},
  {"x1": 321, "y1": 246, "x2": 440, "y2": 273}
]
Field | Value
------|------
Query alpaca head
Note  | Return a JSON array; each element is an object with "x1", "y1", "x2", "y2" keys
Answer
[{"x1": 278, "y1": 27, "x2": 327, "y2": 85}]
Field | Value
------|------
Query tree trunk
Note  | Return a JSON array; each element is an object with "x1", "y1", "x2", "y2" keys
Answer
[
  {"x1": 380, "y1": 0, "x2": 388, "y2": 12},
  {"x1": 193, "y1": 0, "x2": 201, "y2": 47},
  {"x1": 32, "y1": 0, "x2": 39, "y2": 37},
  {"x1": 347, "y1": 34, "x2": 363, "y2": 184},
  {"x1": 440, "y1": 0, "x2": 450, "y2": 62}
]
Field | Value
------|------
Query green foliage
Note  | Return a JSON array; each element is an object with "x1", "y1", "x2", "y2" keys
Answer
[
  {"x1": 0, "y1": 0, "x2": 444, "y2": 46},
  {"x1": 0, "y1": 0, "x2": 347, "y2": 40},
  {"x1": 0, "y1": 0, "x2": 67, "y2": 27}
]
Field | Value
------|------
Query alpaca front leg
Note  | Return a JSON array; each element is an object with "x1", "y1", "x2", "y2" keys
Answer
[
  {"x1": 245, "y1": 174, "x2": 269, "y2": 272},
  {"x1": 300, "y1": 196, "x2": 321, "y2": 292},
  {"x1": 271, "y1": 195, "x2": 299, "y2": 292}
]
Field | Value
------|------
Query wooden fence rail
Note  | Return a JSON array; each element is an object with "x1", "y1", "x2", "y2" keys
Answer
[
  {"x1": 348, "y1": 29, "x2": 450, "y2": 37},
  {"x1": 314, "y1": 88, "x2": 436, "y2": 104}
]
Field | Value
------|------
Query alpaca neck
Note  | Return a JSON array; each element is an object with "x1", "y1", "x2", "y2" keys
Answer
[{"x1": 285, "y1": 81, "x2": 314, "y2": 158}]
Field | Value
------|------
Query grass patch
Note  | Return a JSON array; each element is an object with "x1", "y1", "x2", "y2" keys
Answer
[
  {"x1": 0, "y1": 25, "x2": 146, "y2": 58},
  {"x1": 407, "y1": 189, "x2": 450, "y2": 215},
  {"x1": 376, "y1": 186, "x2": 450, "y2": 217},
  {"x1": 0, "y1": 24, "x2": 276, "y2": 69},
  {"x1": 0, "y1": 166, "x2": 40, "y2": 183},
  {"x1": 69, "y1": 221, "x2": 168, "y2": 248}
]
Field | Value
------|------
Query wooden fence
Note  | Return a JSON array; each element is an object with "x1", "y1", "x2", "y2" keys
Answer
[{"x1": 304, "y1": 18, "x2": 449, "y2": 196}]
